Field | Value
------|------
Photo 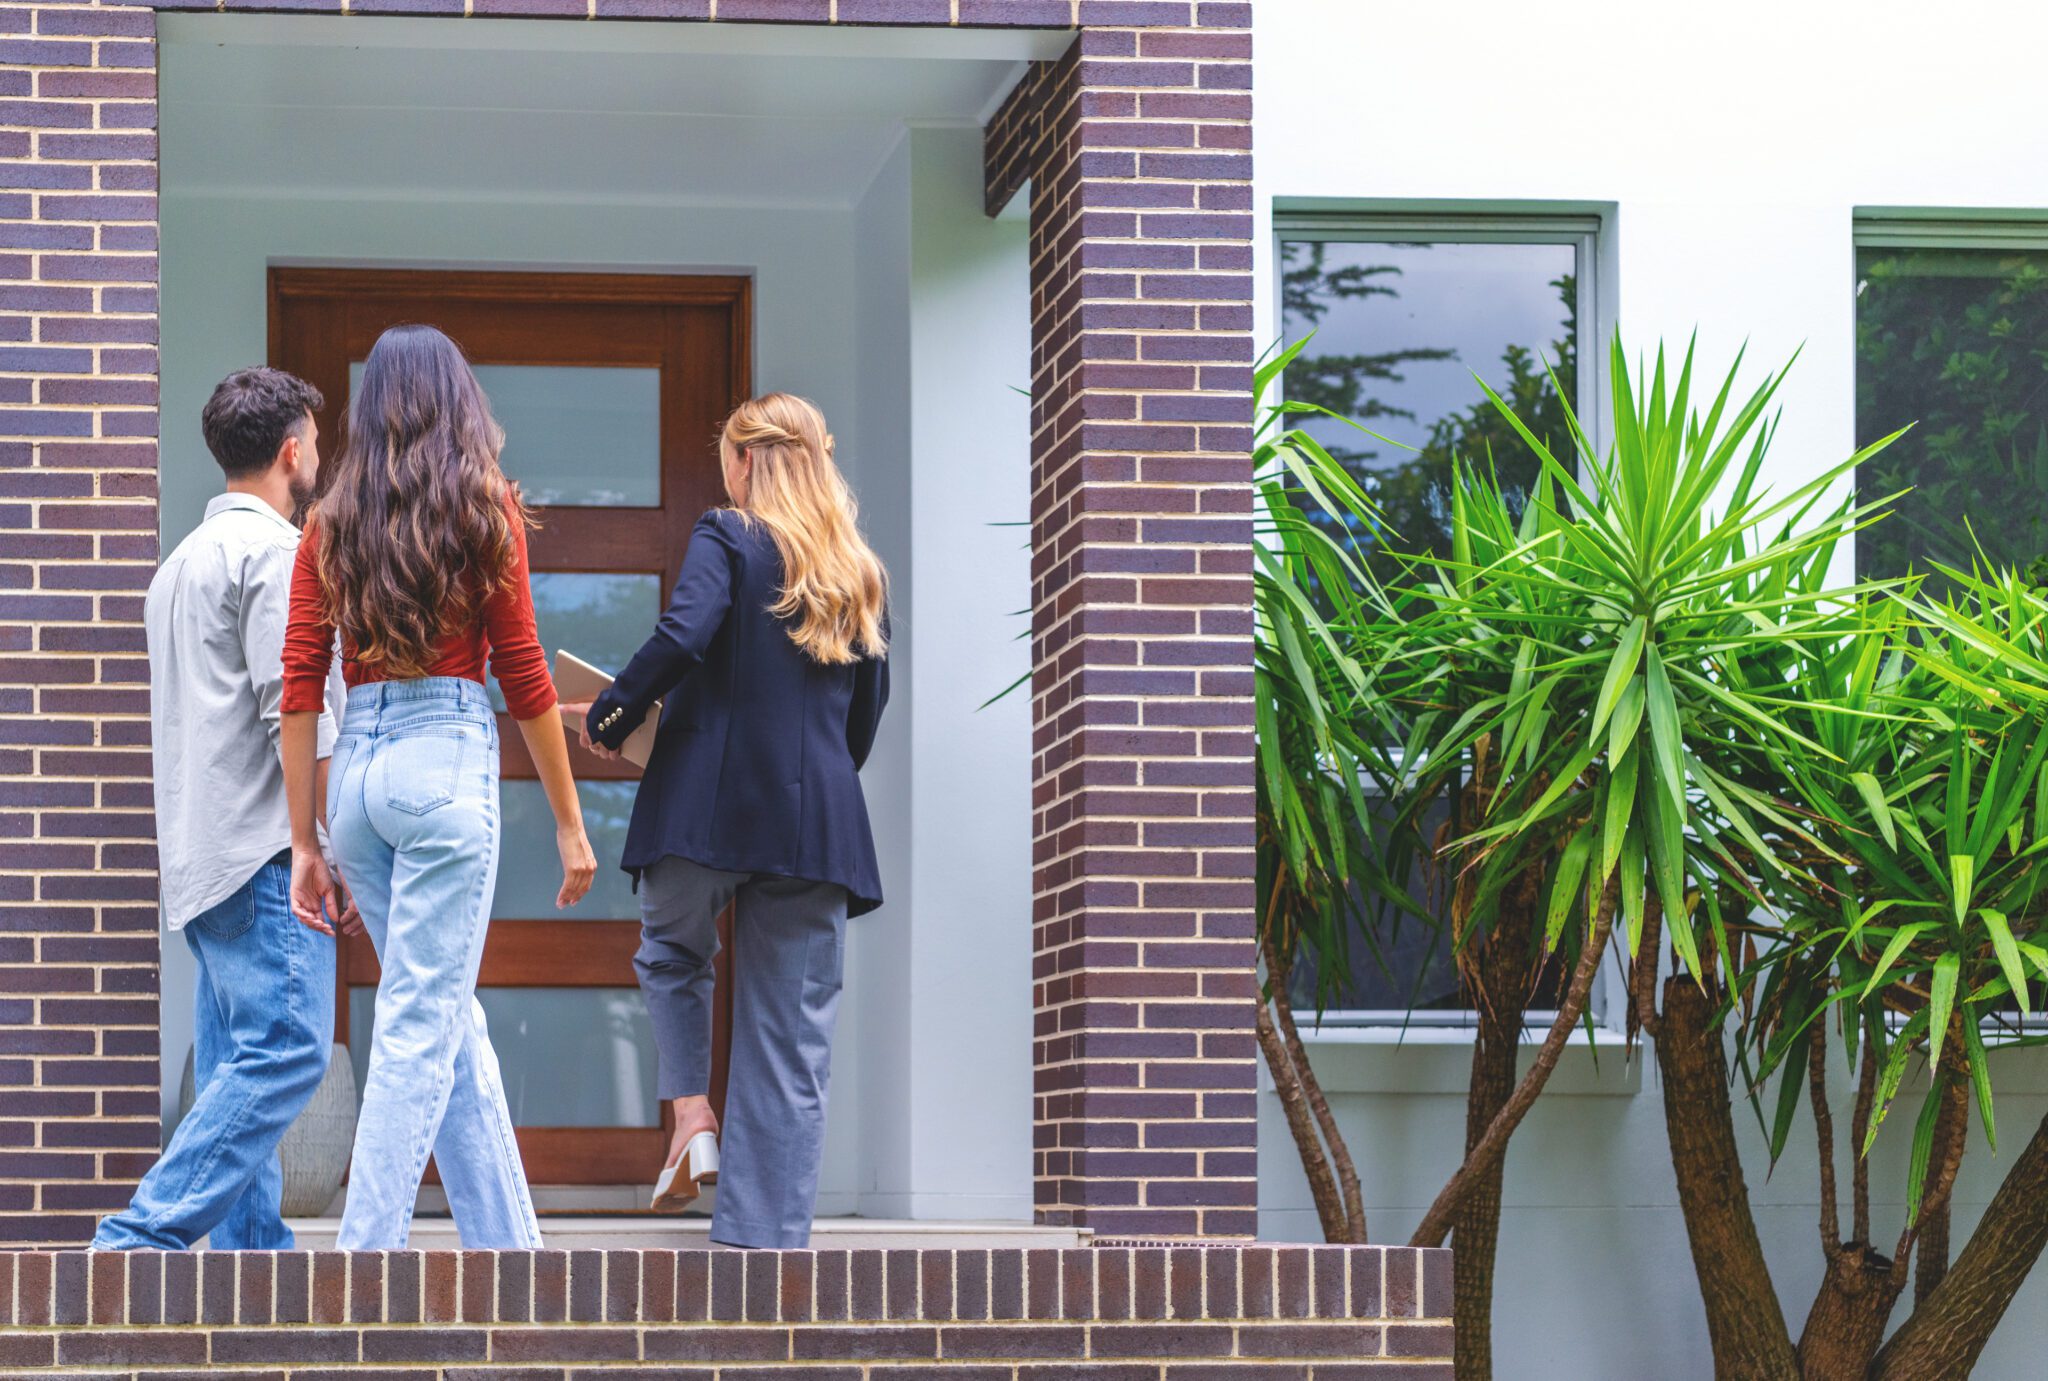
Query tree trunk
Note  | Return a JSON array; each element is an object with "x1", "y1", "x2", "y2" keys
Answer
[
  {"x1": 1655, "y1": 975, "x2": 1800, "y2": 1380},
  {"x1": 1409, "y1": 878, "x2": 1615, "y2": 1250},
  {"x1": 1254, "y1": 983, "x2": 1351, "y2": 1242},
  {"x1": 1450, "y1": 891, "x2": 1538, "y2": 1381},
  {"x1": 1795, "y1": 1243, "x2": 1897, "y2": 1380},
  {"x1": 1912, "y1": 1076, "x2": 1969, "y2": 1308},
  {"x1": 1267, "y1": 935, "x2": 1365, "y2": 1241},
  {"x1": 1793, "y1": 1019, "x2": 1905, "y2": 1379},
  {"x1": 1872, "y1": 1109, "x2": 2048, "y2": 1378}
]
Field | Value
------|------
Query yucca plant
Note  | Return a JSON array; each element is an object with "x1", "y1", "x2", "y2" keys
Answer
[
  {"x1": 1252, "y1": 337, "x2": 1430, "y2": 1247},
  {"x1": 1700, "y1": 568, "x2": 2048, "y2": 1379}
]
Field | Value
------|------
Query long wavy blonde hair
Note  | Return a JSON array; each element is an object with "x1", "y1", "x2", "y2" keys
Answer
[{"x1": 724, "y1": 393, "x2": 887, "y2": 665}]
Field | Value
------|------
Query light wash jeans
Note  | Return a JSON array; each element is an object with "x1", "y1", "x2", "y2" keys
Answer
[
  {"x1": 329, "y1": 679, "x2": 540, "y2": 1250},
  {"x1": 93, "y1": 858, "x2": 335, "y2": 1250},
  {"x1": 636, "y1": 855, "x2": 847, "y2": 1249}
]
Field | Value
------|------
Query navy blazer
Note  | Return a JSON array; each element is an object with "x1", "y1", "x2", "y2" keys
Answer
[{"x1": 585, "y1": 507, "x2": 888, "y2": 915}]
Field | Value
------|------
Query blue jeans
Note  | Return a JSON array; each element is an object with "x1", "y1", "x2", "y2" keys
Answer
[
  {"x1": 330, "y1": 679, "x2": 540, "y2": 1250},
  {"x1": 93, "y1": 858, "x2": 335, "y2": 1251}
]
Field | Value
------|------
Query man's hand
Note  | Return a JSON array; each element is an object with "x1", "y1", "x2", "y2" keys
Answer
[
  {"x1": 290, "y1": 844, "x2": 341, "y2": 936},
  {"x1": 330, "y1": 863, "x2": 366, "y2": 937}
]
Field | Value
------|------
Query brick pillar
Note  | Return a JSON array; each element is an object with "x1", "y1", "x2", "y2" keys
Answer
[
  {"x1": 0, "y1": 1, "x2": 163, "y2": 1247},
  {"x1": 987, "y1": 3, "x2": 1258, "y2": 1239}
]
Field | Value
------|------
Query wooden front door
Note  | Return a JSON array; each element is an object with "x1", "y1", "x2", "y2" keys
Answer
[{"x1": 271, "y1": 267, "x2": 750, "y2": 1187}]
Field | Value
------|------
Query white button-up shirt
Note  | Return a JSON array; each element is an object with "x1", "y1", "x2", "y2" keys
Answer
[{"x1": 147, "y1": 492, "x2": 341, "y2": 930}]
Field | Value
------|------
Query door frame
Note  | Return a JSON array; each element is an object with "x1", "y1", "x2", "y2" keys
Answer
[{"x1": 270, "y1": 266, "x2": 752, "y2": 1186}]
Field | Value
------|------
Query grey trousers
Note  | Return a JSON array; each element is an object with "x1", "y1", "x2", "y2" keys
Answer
[{"x1": 635, "y1": 854, "x2": 848, "y2": 1249}]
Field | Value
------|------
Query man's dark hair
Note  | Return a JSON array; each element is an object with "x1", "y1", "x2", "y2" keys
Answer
[{"x1": 201, "y1": 367, "x2": 323, "y2": 479}]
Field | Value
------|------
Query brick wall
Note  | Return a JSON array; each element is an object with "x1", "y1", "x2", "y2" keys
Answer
[
  {"x1": 1, "y1": 0, "x2": 1258, "y2": 1246},
  {"x1": 986, "y1": 8, "x2": 1258, "y2": 1238},
  {"x1": 0, "y1": 0, "x2": 165, "y2": 1249},
  {"x1": 0, "y1": 1244, "x2": 1454, "y2": 1376}
]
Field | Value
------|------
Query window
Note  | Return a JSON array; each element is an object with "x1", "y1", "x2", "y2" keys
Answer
[
  {"x1": 1855, "y1": 215, "x2": 2048, "y2": 586},
  {"x1": 1273, "y1": 211, "x2": 1613, "y2": 1032},
  {"x1": 1275, "y1": 212, "x2": 1598, "y2": 579}
]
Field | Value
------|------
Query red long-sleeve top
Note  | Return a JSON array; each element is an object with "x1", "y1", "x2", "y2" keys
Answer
[{"x1": 281, "y1": 502, "x2": 557, "y2": 721}]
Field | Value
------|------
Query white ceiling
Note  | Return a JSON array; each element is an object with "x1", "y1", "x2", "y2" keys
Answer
[{"x1": 160, "y1": 15, "x2": 1068, "y2": 209}]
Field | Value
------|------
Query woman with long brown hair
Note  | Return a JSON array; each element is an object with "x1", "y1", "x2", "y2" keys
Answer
[
  {"x1": 563, "y1": 392, "x2": 888, "y2": 1248},
  {"x1": 279, "y1": 323, "x2": 595, "y2": 1250}
]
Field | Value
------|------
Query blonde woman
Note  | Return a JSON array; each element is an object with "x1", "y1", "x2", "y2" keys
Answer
[{"x1": 563, "y1": 393, "x2": 888, "y2": 1248}]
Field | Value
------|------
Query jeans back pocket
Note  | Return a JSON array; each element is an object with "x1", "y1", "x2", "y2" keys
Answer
[
  {"x1": 191, "y1": 881, "x2": 256, "y2": 940},
  {"x1": 380, "y1": 727, "x2": 469, "y2": 817}
]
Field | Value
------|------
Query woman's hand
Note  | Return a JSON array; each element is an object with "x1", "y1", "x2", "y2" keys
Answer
[
  {"x1": 291, "y1": 844, "x2": 341, "y2": 936},
  {"x1": 557, "y1": 822, "x2": 597, "y2": 909},
  {"x1": 560, "y1": 699, "x2": 623, "y2": 761}
]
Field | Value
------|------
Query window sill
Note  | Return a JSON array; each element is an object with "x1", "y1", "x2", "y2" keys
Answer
[{"x1": 1274, "y1": 1024, "x2": 1643, "y2": 1097}]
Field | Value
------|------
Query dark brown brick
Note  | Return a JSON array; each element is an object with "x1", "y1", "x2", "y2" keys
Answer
[
  {"x1": 160, "y1": 1250, "x2": 196, "y2": 1325},
  {"x1": 605, "y1": 1248, "x2": 639, "y2": 1321},
  {"x1": 212, "y1": 1328, "x2": 358, "y2": 1364},
  {"x1": 467, "y1": 1248, "x2": 501, "y2": 1322},
  {"x1": 885, "y1": 1247, "x2": 920, "y2": 1320},
  {"x1": 991, "y1": 1245, "x2": 1024, "y2": 1319},
  {"x1": 127, "y1": 1248, "x2": 162, "y2": 1324},
  {"x1": 489, "y1": 1326, "x2": 638, "y2": 1363},
  {"x1": 362, "y1": 1327, "x2": 490, "y2": 1363},
  {"x1": 424, "y1": 1250, "x2": 460, "y2": 1322},
  {"x1": 386, "y1": 1250, "x2": 421, "y2": 1324},
  {"x1": 643, "y1": 1325, "x2": 789, "y2": 1362},
  {"x1": 496, "y1": 1248, "x2": 531, "y2": 1322},
  {"x1": 349, "y1": 1250, "x2": 384, "y2": 1322},
  {"x1": 848, "y1": 1247, "x2": 883, "y2": 1321},
  {"x1": 710, "y1": 1246, "x2": 744, "y2": 1320},
  {"x1": 938, "y1": 1324, "x2": 1088, "y2": 1359},
  {"x1": 311, "y1": 1250, "x2": 347, "y2": 1323},
  {"x1": 813, "y1": 1247, "x2": 848, "y2": 1322},
  {"x1": 792, "y1": 1324, "x2": 939, "y2": 1360},
  {"x1": 59, "y1": 1329, "x2": 210, "y2": 1366},
  {"x1": 1385, "y1": 1249, "x2": 1419, "y2": 1319},
  {"x1": 674, "y1": 1248, "x2": 710, "y2": 1322},
  {"x1": 642, "y1": 1247, "x2": 676, "y2": 1323}
]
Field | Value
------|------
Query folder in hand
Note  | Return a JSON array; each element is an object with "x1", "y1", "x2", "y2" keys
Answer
[{"x1": 555, "y1": 650, "x2": 660, "y2": 770}]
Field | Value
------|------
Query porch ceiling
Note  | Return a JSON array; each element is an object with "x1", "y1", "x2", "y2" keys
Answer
[{"x1": 160, "y1": 14, "x2": 1070, "y2": 209}]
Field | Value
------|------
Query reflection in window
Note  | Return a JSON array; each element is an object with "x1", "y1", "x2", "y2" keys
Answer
[
  {"x1": 486, "y1": 571, "x2": 662, "y2": 714},
  {"x1": 347, "y1": 362, "x2": 660, "y2": 507},
  {"x1": 1855, "y1": 243, "x2": 2048, "y2": 585},
  {"x1": 349, "y1": 987, "x2": 657, "y2": 1127},
  {"x1": 1281, "y1": 796, "x2": 1575, "y2": 1022},
  {"x1": 1278, "y1": 230, "x2": 1584, "y2": 576}
]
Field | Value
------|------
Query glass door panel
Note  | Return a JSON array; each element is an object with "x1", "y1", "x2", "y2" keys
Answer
[
  {"x1": 347, "y1": 361, "x2": 663, "y2": 507},
  {"x1": 495, "y1": 780, "x2": 639, "y2": 921},
  {"x1": 346, "y1": 988, "x2": 659, "y2": 1129}
]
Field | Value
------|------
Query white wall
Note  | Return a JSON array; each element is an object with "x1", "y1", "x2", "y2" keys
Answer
[
  {"x1": 1254, "y1": 1, "x2": 2048, "y2": 1374},
  {"x1": 841, "y1": 125, "x2": 1035, "y2": 1223}
]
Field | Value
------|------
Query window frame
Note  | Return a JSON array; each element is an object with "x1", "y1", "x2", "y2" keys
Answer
[
  {"x1": 1853, "y1": 210, "x2": 2048, "y2": 1042},
  {"x1": 1269, "y1": 209, "x2": 1630, "y2": 1042}
]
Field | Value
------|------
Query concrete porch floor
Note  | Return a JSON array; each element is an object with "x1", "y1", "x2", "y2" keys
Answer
[{"x1": 284, "y1": 1216, "x2": 1090, "y2": 1251}]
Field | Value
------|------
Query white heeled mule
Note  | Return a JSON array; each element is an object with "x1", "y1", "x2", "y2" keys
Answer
[{"x1": 650, "y1": 1129, "x2": 720, "y2": 1212}]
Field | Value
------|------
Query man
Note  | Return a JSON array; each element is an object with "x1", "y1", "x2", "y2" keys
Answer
[{"x1": 94, "y1": 368, "x2": 348, "y2": 1251}]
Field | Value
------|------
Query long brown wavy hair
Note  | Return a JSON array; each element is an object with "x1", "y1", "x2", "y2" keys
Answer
[
  {"x1": 724, "y1": 393, "x2": 887, "y2": 665},
  {"x1": 312, "y1": 324, "x2": 530, "y2": 680}
]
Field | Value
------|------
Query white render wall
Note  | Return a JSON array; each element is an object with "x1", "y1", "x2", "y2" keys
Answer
[{"x1": 1253, "y1": 2, "x2": 2048, "y2": 1375}]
